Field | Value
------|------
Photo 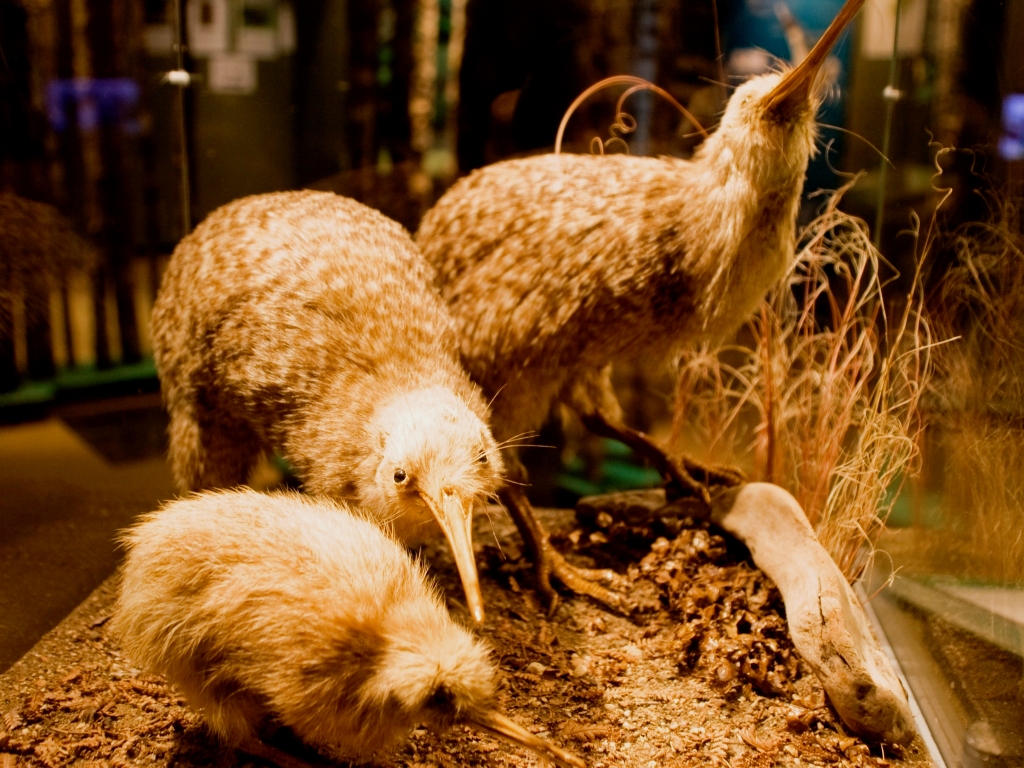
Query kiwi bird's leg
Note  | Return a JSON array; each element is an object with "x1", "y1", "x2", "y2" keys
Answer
[
  {"x1": 235, "y1": 735, "x2": 323, "y2": 768},
  {"x1": 167, "y1": 402, "x2": 262, "y2": 491},
  {"x1": 568, "y1": 369, "x2": 743, "y2": 508},
  {"x1": 501, "y1": 451, "x2": 632, "y2": 616}
]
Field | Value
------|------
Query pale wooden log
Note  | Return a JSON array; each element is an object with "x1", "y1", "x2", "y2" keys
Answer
[
  {"x1": 710, "y1": 483, "x2": 915, "y2": 745},
  {"x1": 576, "y1": 483, "x2": 916, "y2": 744}
]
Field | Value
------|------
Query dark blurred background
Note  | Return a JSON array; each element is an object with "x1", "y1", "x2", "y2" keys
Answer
[{"x1": 1, "y1": 0, "x2": 1021, "y2": 405}]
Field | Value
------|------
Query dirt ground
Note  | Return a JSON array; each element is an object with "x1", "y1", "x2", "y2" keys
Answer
[{"x1": 0, "y1": 502, "x2": 934, "y2": 768}]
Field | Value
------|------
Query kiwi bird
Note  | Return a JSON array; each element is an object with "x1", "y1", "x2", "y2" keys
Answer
[
  {"x1": 415, "y1": 0, "x2": 866, "y2": 613},
  {"x1": 151, "y1": 190, "x2": 503, "y2": 622},
  {"x1": 114, "y1": 489, "x2": 585, "y2": 768}
]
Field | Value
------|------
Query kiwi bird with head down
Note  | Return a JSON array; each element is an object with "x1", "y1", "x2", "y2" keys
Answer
[
  {"x1": 151, "y1": 191, "x2": 503, "y2": 623},
  {"x1": 114, "y1": 489, "x2": 585, "y2": 768},
  {"x1": 415, "y1": 0, "x2": 867, "y2": 613}
]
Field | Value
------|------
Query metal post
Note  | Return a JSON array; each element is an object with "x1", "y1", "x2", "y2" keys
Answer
[
  {"x1": 873, "y1": 0, "x2": 903, "y2": 248},
  {"x1": 169, "y1": 0, "x2": 191, "y2": 236}
]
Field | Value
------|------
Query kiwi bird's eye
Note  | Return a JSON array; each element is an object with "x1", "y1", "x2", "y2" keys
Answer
[
  {"x1": 394, "y1": 468, "x2": 407, "y2": 484},
  {"x1": 478, "y1": 452, "x2": 488, "y2": 464}
]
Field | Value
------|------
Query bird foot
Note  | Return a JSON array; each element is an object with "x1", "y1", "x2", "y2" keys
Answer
[
  {"x1": 663, "y1": 454, "x2": 745, "y2": 507},
  {"x1": 532, "y1": 542, "x2": 633, "y2": 618},
  {"x1": 690, "y1": 458, "x2": 746, "y2": 487}
]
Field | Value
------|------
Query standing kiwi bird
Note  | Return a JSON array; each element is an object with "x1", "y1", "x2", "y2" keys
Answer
[
  {"x1": 415, "y1": 0, "x2": 866, "y2": 613},
  {"x1": 114, "y1": 489, "x2": 585, "y2": 768},
  {"x1": 151, "y1": 190, "x2": 503, "y2": 623}
]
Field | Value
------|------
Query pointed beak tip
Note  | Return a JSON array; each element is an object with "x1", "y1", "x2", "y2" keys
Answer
[
  {"x1": 468, "y1": 710, "x2": 588, "y2": 768},
  {"x1": 430, "y1": 492, "x2": 487, "y2": 624},
  {"x1": 765, "y1": 0, "x2": 864, "y2": 111},
  {"x1": 464, "y1": 578, "x2": 486, "y2": 623},
  {"x1": 463, "y1": 578, "x2": 486, "y2": 624}
]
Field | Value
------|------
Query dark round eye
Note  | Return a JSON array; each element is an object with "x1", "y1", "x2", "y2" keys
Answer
[
  {"x1": 394, "y1": 468, "x2": 407, "y2": 484},
  {"x1": 478, "y1": 453, "x2": 488, "y2": 464}
]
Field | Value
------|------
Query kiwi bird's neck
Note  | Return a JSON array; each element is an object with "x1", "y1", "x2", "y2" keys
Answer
[
  {"x1": 692, "y1": 124, "x2": 812, "y2": 207},
  {"x1": 664, "y1": 135, "x2": 809, "y2": 341}
]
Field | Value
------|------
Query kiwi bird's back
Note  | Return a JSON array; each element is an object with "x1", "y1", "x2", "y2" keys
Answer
[{"x1": 153, "y1": 191, "x2": 462, "y2": 423}]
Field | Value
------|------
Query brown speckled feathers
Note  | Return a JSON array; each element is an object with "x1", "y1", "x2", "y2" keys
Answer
[
  {"x1": 152, "y1": 190, "x2": 501, "y2": 522},
  {"x1": 417, "y1": 73, "x2": 817, "y2": 439}
]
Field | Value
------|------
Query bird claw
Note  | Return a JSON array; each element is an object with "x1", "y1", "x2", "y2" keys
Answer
[
  {"x1": 533, "y1": 544, "x2": 634, "y2": 617},
  {"x1": 664, "y1": 454, "x2": 745, "y2": 507},
  {"x1": 692, "y1": 459, "x2": 746, "y2": 486}
]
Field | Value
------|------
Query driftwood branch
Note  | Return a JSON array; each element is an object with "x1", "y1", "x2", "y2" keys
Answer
[
  {"x1": 577, "y1": 483, "x2": 915, "y2": 744},
  {"x1": 711, "y1": 483, "x2": 914, "y2": 744}
]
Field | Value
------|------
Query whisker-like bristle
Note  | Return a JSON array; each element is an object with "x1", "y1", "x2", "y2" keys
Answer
[
  {"x1": 494, "y1": 431, "x2": 539, "y2": 450},
  {"x1": 480, "y1": 503, "x2": 506, "y2": 555},
  {"x1": 697, "y1": 76, "x2": 735, "y2": 91},
  {"x1": 681, "y1": 121, "x2": 722, "y2": 139},
  {"x1": 485, "y1": 383, "x2": 508, "y2": 412},
  {"x1": 817, "y1": 122, "x2": 895, "y2": 168}
]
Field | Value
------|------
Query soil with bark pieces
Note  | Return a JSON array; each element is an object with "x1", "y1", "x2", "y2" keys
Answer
[{"x1": 0, "y1": 503, "x2": 933, "y2": 768}]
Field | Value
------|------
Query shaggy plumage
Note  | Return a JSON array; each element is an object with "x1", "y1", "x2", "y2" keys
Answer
[
  {"x1": 415, "y1": 0, "x2": 865, "y2": 611},
  {"x1": 113, "y1": 490, "x2": 584, "y2": 767},
  {"x1": 418, "y1": 82, "x2": 814, "y2": 437},
  {"x1": 151, "y1": 190, "x2": 503, "y2": 621}
]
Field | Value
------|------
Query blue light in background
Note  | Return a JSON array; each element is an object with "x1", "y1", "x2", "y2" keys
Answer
[
  {"x1": 999, "y1": 94, "x2": 1024, "y2": 161},
  {"x1": 46, "y1": 78, "x2": 141, "y2": 134}
]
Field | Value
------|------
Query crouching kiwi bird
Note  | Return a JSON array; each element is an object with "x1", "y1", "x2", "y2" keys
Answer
[
  {"x1": 415, "y1": 0, "x2": 866, "y2": 613},
  {"x1": 151, "y1": 191, "x2": 503, "y2": 623},
  {"x1": 114, "y1": 489, "x2": 586, "y2": 768}
]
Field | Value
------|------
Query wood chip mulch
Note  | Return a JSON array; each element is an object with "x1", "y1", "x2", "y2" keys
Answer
[{"x1": 0, "y1": 505, "x2": 934, "y2": 768}]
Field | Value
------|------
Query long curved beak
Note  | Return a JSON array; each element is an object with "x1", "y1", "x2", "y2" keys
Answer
[
  {"x1": 422, "y1": 490, "x2": 485, "y2": 623},
  {"x1": 764, "y1": 0, "x2": 865, "y2": 114},
  {"x1": 466, "y1": 710, "x2": 587, "y2": 768}
]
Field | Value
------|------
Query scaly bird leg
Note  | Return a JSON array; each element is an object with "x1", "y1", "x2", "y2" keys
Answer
[
  {"x1": 568, "y1": 367, "x2": 743, "y2": 509},
  {"x1": 236, "y1": 735, "x2": 324, "y2": 768},
  {"x1": 500, "y1": 483, "x2": 632, "y2": 616},
  {"x1": 577, "y1": 406, "x2": 744, "y2": 508}
]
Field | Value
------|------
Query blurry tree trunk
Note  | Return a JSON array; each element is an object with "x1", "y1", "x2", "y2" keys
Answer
[
  {"x1": 24, "y1": 270, "x2": 55, "y2": 380},
  {"x1": 0, "y1": 287, "x2": 17, "y2": 392}
]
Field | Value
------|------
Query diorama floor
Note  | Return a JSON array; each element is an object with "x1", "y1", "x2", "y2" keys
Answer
[
  {"x1": 0, "y1": 394, "x2": 176, "y2": 673},
  {"x1": 0, "y1": 497, "x2": 934, "y2": 768}
]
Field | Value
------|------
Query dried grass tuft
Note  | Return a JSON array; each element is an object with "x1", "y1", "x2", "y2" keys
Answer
[
  {"x1": 670, "y1": 186, "x2": 931, "y2": 580},
  {"x1": 924, "y1": 191, "x2": 1024, "y2": 585}
]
